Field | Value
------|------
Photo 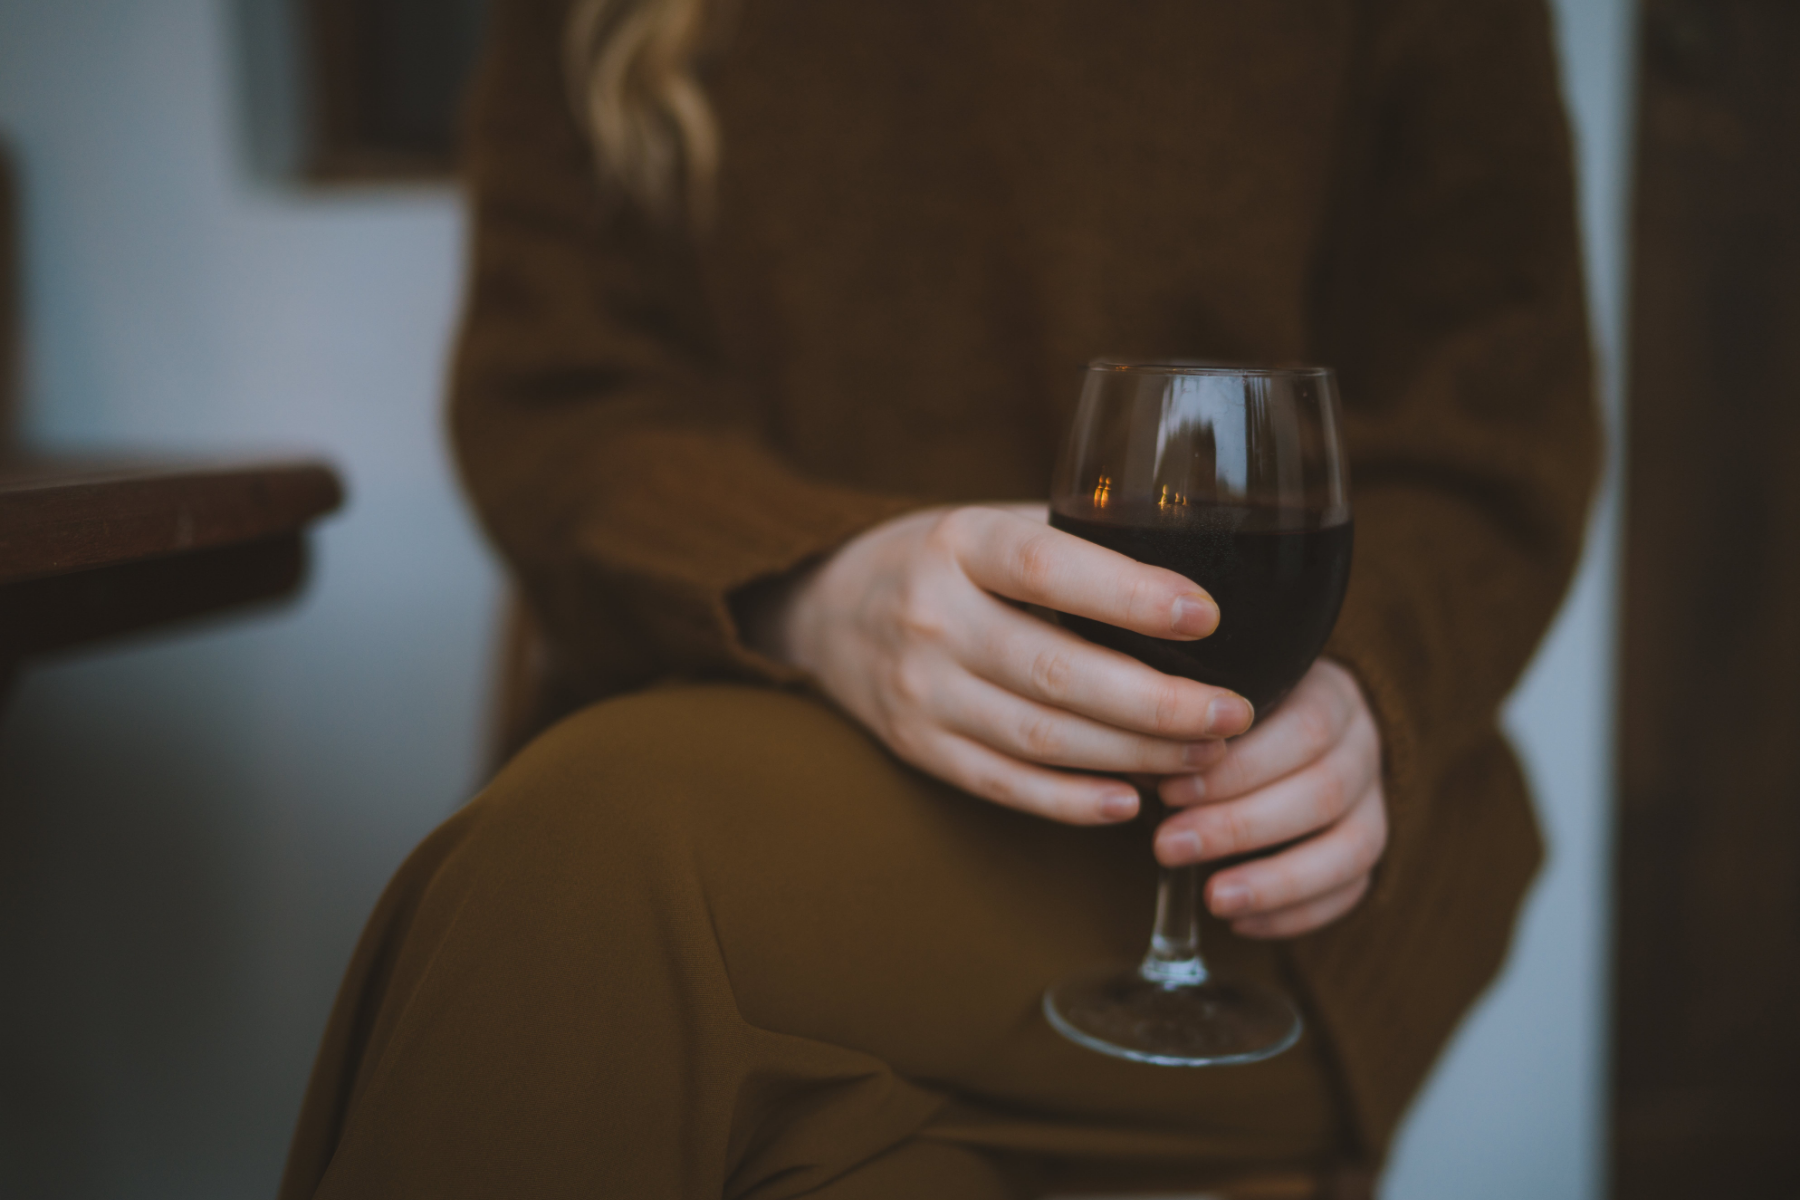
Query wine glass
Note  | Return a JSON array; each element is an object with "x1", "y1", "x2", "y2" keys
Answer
[{"x1": 1041, "y1": 360, "x2": 1353, "y2": 1066}]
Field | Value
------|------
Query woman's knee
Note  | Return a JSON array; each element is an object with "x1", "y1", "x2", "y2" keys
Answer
[{"x1": 467, "y1": 684, "x2": 892, "y2": 866}]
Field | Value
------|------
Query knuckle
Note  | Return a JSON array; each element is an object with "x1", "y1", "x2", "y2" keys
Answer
[
  {"x1": 1028, "y1": 645, "x2": 1076, "y2": 699},
  {"x1": 972, "y1": 768, "x2": 1044, "y2": 817},
  {"x1": 1311, "y1": 768, "x2": 1349, "y2": 823},
  {"x1": 1211, "y1": 804, "x2": 1257, "y2": 854},
  {"x1": 1295, "y1": 703, "x2": 1336, "y2": 755},
  {"x1": 1016, "y1": 712, "x2": 1066, "y2": 759},
  {"x1": 892, "y1": 581, "x2": 947, "y2": 642},
  {"x1": 1011, "y1": 531, "x2": 1058, "y2": 595},
  {"x1": 973, "y1": 771, "x2": 1015, "y2": 805},
  {"x1": 1121, "y1": 573, "x2": 1161, "y2": 626},
  {"x1": 950, "y1": 756, "x2": 1005, "y2": 802},
  {"x1": 887, "y1": 660, "x2": 932, "y2": 708},
  {"x1": 1149, "y1": 681, "x2": 1189, "y2": 736}
]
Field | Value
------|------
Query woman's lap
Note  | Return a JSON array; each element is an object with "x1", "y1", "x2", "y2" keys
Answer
[{"x1": 283, "y1": 684, "x2": 1346, "y2": 1199}]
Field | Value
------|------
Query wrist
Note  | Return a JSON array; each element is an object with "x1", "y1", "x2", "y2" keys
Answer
[{"x1": 732, "y1": 559, "x2": 825, "y2": 667}]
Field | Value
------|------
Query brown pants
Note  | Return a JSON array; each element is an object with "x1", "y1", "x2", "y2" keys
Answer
[{"x1": 280, "y1": 686, "x2": 1348, "y2": 1199}]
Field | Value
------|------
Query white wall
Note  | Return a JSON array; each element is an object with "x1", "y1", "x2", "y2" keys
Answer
[
  {"x1": 0, "y1": 1, "x2": 499, "y2": 1195},
  {"x1": 1382, "y1": 1, "x2": 1632, "y2": 1196},
  {"x1": 0, "y1": 1, "x2": 1631, "y2": 1196}
]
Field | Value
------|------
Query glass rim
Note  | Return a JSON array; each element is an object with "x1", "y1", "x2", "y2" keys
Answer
[{"x1": 1087, "y1": 358, "x2": 1334, "y2": 379}]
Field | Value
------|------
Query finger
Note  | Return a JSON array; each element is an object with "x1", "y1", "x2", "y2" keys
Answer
[
  {"x1": 1201, "y1": 789, "x2": 1388, "y2": 917},
  {"x1": 907, "y1": 727, "x2": 1142, "y2": 825},
  {"x1": 990, "y1": 501, "x2": 1050, "y2": 523},
  {"x1": 956, "y1": 594, "x2": 1253, "y2": 741},
  {"x1": 936, "y1": 670, "x2": 1226, "y2": 775},
  {"x1": 1230, "y1": 876, "x2": 1371, "y2": 939},
  {"x1": 1154, "y1": 731, "x2": 1380, "y2": 865},
  {"x1": 1159, "y1": 661, "x2": 1363, "y2": 806},
  {"x1": 940, "y1": 507, "x2": 1222, "y2": 641}
]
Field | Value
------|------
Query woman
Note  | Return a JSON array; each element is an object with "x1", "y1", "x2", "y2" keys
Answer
[{"x1": 282, "y1": 0, "x2": 1598, "y2": 1195}]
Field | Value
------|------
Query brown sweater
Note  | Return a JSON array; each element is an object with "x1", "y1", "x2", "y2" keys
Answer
[{"x1": 451, "y1": 0, "x2": 1599, "y2": 1161}]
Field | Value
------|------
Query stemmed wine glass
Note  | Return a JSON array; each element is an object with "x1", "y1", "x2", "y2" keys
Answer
[{"x1": 1042, "y1": 360, "x2": 1353, "y2": 1066}]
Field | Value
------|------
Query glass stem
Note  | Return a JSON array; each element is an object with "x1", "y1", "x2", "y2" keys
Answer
[{"x1": 1141, "y1": 864, "x2": 1209, "y2": 986}]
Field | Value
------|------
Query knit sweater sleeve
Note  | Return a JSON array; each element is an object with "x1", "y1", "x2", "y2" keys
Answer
[{"x1": 449, "y1": 0, "x2": 917, "y2": 699}]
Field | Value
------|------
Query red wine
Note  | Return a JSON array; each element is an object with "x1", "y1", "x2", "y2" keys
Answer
[{"x1": 1049, "y1": 498, "x2": 1352, "y2": 715}]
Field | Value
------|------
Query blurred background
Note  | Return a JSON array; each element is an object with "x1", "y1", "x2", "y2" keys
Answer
[{"x1": 0, "y1": 0, "x2": 1791, "y2": 1197}]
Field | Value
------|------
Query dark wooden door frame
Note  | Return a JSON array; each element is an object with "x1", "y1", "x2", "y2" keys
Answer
[
  {"x1": 0, "y1": 135, "x2": 18, "y2": 456},
  {"x1": 1613, "y1": 1, "x2": 1800, "y2": 1194}
]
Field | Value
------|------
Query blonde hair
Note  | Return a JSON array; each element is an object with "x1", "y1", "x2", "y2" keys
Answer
[{"x1": 563, "y1": 0, "x2": 721, "y2": 225}]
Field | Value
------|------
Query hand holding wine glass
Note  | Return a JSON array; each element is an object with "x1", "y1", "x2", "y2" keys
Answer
[
  {"x1": 740, "y1": 501, "x2": 1258, "y2": 825},
  {"x1": 1155, "y1": 657, "x2": 1387, "y2": 940}
]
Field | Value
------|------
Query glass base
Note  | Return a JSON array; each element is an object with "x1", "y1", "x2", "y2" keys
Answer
[{"x1": 1043, "y1": 964, "x2": 1303, "y2": 1067}]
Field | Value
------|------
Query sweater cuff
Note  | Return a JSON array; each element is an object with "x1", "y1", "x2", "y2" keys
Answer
[{"x1": 569, "y1": 427, "x2": 921, "y2": 687}]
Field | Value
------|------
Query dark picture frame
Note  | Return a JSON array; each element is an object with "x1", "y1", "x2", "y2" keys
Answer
[{"x1": 301, "y1": 0, "x2": 487, "y2": 180}]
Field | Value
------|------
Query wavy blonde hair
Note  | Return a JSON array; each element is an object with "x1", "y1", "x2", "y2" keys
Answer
[{"x1": 564, "y1": 0, "x2": 722, "y2": 225}]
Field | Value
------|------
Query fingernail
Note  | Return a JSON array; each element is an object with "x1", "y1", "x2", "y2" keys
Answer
[
  {"x1": 1101, "y1": 792, "x2": 1139, "y2": 821},
  {"x1": 1181, "y1": 743, "x2": 1221, "y2": 772},
  {"x1": 1171, "y1": 595, "x2": 1218, "y2": 637},
  {"x1": 1159, "y1": 830, "x2": 1202, "y2": 863},
  {"x1": 1206, "y1": 696, "x2": 1254, "y2": 736},
  {"x1": 1211, "y1": 882, "x2": 1251, "y2": 915}
]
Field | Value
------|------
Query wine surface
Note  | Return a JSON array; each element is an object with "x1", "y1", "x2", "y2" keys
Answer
[{"x1": 1050, "y1": 499, "x2": 1353, "y2": 715}]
